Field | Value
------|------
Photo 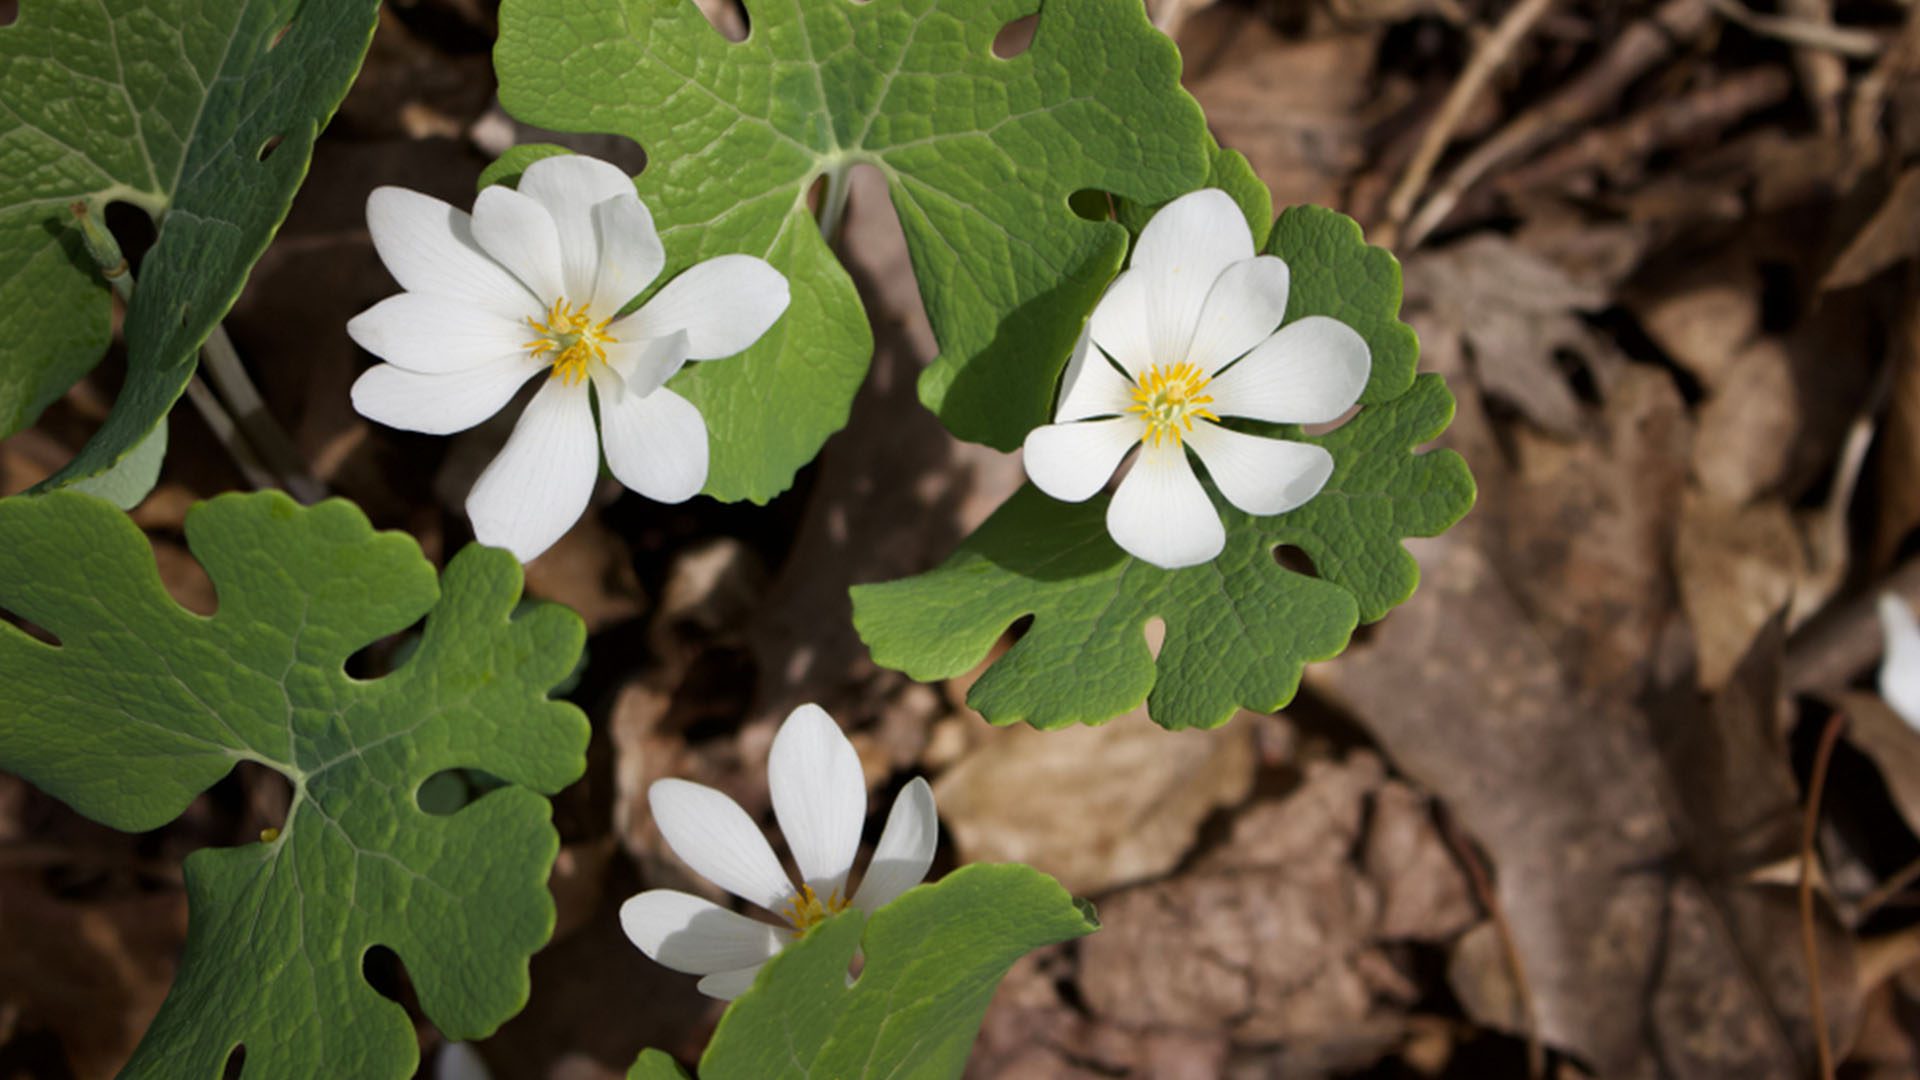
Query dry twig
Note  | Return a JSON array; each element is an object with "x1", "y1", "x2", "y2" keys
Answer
[
  {"x1": 1710, "y1": 0, "x2": 1883, "y2": 60},
  {"x1": 1401, "y1": 0, "x2": 1715, "y2": 247},
  {"x1": 1496, "y1": 67, "x2": 1792, "y2": 193},
  {"x1": 1800, "y1": 711, "x2": 1845, "y2": 1080},
  {"x1": 1439, "y1": 809, "x2": 1546, "y2": 1080},
  {"x1": 1383, "y1": 0, "x2": 1558, "y2": 244}
]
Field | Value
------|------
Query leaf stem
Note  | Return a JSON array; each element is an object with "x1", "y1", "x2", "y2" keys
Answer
[
  {"x1": 817, "y1": 163, "x2": 853, "y2": 244},
  {"x1": 196, "y1": 325, "x2": 326, "y2": 503},
  {"x1": 184, "y1": 377, "x2": 279, "y2": 492},
  {"x1": 70, "y1": 197, "x2": 325, "y2": 502}
]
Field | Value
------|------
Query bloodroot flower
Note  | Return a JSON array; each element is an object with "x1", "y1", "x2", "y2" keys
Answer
[
  {"x1": 347, "y1": 153, "x2": 790, "y2": 561},
  {"x1": 620, "y1": 705, "x2": 938, "y2": 1001},
  {"x1": 1022, "y1": 188, "x2": 1372, "y2": 569}
]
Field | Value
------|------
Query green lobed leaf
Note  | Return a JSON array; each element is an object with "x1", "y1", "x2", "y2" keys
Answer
[
  {"x1": 1116, "y1": 138, "x2": 1272, "y2": 243},
  {"x1": 633, "y1": 864, "x2": 1097, "y2": 1079},
  {"x1": 851, "y1": 200, "x2": 1471, "y2": 730},
  {"x1": 494, "y1": 0, "x2": 1212, "y2": 502},
  {"x1": 1268, "y1": 203, "x2": 1419, "y2": 405},
  {"x1": 69, "y1": 418, "x2": 167, "y2": 510},
  {"x1": 0, "y1": 491, "x2": 589, "y2": 1078},
  {"x1": 3, "y1": 0, "x2": 381, "y2": 484}
]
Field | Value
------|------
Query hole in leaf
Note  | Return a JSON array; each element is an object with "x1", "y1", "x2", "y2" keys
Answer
[
  {"x1": 103, "y1": 199, "x2": 157, "y2": 272},
  {"x1": 361, "y1": 945, "x2": 421, "y2": 1011},
  {"x1": 221, "y1": 1045, "x2": 246, "y2": 1079},
  {"x1": 346, "y1": 615, "x2": 427, "y2": 679},
  {"x1": 1143, "y1": 616, "x2": 1167, "y2": 660},
  {"x1": 694, "y1": 0, "x2": 749, "y2": 41},
  {"x1": 992, "y1": 13, "x2": 1038, "y2": 58},
  {"x1": 256, "y1": 134, "x2": 285, "y2": 162},
  {"x1": 266, "y1": 21, "x2": 292, "y2": 51},
  {"x1": 804, "y1": 172, "x2": 828, "y2": 217},
  {"x1": 1273, "y1": 545, "x2": 1318, "y2": 578},
  {"x1": 1067, "y1": 189, "x2": 1112, "y2": 222},
  {"x1": 228, "y1": 760, "x2": 293, "y2": 843},
  {"x1": 416, "y1": 768, "x2": 507, "y2": 816},
  {"x1": 1, "y1": 607, "x2": 61, "y2": 647}
]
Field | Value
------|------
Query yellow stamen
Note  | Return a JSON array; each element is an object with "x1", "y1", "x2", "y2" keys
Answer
[
  {"x1": 524, "y1": 296, "x2": 617, "y2": 385},
  {"x1": 781, "y1": 884, "x2": 851, "y2": 932},
  {"x1": 1127, "y1": 361, "x2": 1218, "y2": 447}
]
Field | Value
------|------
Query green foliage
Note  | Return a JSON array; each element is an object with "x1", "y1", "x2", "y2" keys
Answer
[
  {"x1": 1117, "y1": 139, "x2": 1272, "y2": 242},
  {"x1": 853, "y1": 204, "x2": 1474, "y2": 730},
  {"x1": 69, "y1": 420, "x2": 166, "y2": 510},
  {"x1": 494, "y1": 0, "x2": 1212, "y2": 501},
  {"x1": 1269, "y1": 204, "x2": 1419, "y2": 405},
  {"x1": 631, "y1": 865, "x2": 1098, "y2": 1079},
  {"x1": 1, "y1": 0, "x2": 381, "y2": 485},
  {"x1": 854, "y1": 378, "x2": 1470, "y2": 730},
  {"x1": 0, "y1": 491, "x2": 589, "y2": 1078}
]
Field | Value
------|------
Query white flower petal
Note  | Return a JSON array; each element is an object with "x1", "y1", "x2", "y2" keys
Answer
[
  {"x1": 619, "y1": 889, "x2": 791, "y2": 976},
  {"x1": 1131, "y1": 189, "x2": 1254, "y2": 365},
  {"x1": 851, "y1": 777, "x2": 937, "y2": 914},
  {"x1": 1087, "y1": 269, "x2": 1153, "y2": 379},
  {"x1": 1880, "y1": 593, "x2": 1920, "y2": 730},
  {"x1": 435, "y1": 1042, "x2": 491, "y2": 1080},
  {"x1": 603, "y1": 330, "x2": 690, "y2": 402},
  {"x1": 617, "y1": 254, "x2": 790, "y2": 361},
  {"x1": 365, "y1": 187, "x2": 541, "y2": 317},
  {"x1": 1106, "y1": 441, "x2": 1224, "y2": 569},
  {"x1": 1185, "y1": 423, "x2": 1334, "y2": 517},
  {"x1": 1186, "y1": 255, "x2": 1290, "y2": 375},
  {"x1": 594, "y1": 382, "x2": 708, "y2": 504},
  {"x1": 589, "y1": 194, "x2": 666, "y2": 316},
  {"x1": 696, "y1": 967, "x2": 765, "y2": 1002},
  {"x1": 516, "y1": 154, "x2": 644, "y2": 303},
  {"x1": 470, "y1": 185, "x2": 567, "y2": 304},
  {"x1": 1054, "y1": 324, "x2": 1137, "y2": 422},
  {"x1": 1208, "y1": 316, "x2": 1371, "y2": 424},
  {"x1": 649, "y1": 778, "x2": 796, "y2": 912},
  {"x1": 465, "y1": 377, "x2": 597, "y2": 562},
  {"x1": 768, "y1": 704, "x2": 866, "y2": 901},
  {"x1": 350, "y1": 358, "x2": 538, "y2": 436},
  {"x1": 1023, "y1": 418, "x2": 1141, "y2": 503},
  {"x1": 346, "y1": 293, "x2": 532, "y2": 375}
]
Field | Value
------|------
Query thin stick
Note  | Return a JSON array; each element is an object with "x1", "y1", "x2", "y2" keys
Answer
[
  {"x1": 1384, "y1": 0, "x2": 1558, "y2": 242},
  {"x1": 184, "y1": 376, "x2": 278, "y2": 492},
  {"x1": 1801, "y1": 711, "x2": 1845, "y2": 1080},
  {"x1": 196, "y1": 324, "x2": 325, "y2": 503},
  {"x1": 1401, "y1": 0, "x2": 1715, "y2": 247},
  {"x1": 1855, "y1": 851, "x2": 1920, "y2": 919},
  {"x1": 1709, "y1": 0, "x2": 1883, "y2": 59},
  {"x1": 1440, "y1": 810, "x2": 1546, "y2": 1080}
]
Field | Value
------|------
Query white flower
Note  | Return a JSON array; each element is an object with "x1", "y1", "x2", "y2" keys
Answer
[
  {"x1": 1879, "y1": 593, "x2": 1920, "y2": 729},
  {"x1": 434, "y1": 1043, "x2": 490, "y2": 1080},
  {"x1": 1021, "y1": 188, "x2": 1372, "y2": 569},
  {"x1": 620, "y1": 704, "x2": 938, "y2": 1001},
  {"x1": 347, "y1": 153, "x2": 790, "y2": 562}
]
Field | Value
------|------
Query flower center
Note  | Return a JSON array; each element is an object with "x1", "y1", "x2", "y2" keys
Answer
[
  {"x1": 781, "y1": 884, "x2": 850, "y2": 933},
  {"x1": 1128, "y1": 362, "x2": 1217, "y2": 447},
  {"x1": 524, "y1": 297, "x2": 617, "y2": 385}
]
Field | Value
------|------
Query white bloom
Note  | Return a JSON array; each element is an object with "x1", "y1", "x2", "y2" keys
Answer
[
  {"x1": 1879, "y1": 593, "x2": 1920, "y2": 729},
  {"x1": 348, "y1": 153, "x2": 790, "y2": 562},
  {"x1": 1021, "y1": 188, "x2": 1372, "y2": 569},
  {"x1": 434, "y1": 1043, "x2": 490, "y2": 1080},
  {"x1": 620, "y1": 704, "x2": 938, "y2": 1001}
]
